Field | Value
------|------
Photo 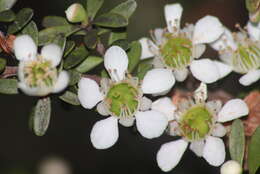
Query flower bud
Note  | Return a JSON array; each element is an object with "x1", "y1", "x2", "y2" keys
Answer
[
  {"x1": 220, "y1": 160, "x2": 242, "y2": 174},
  {"x1": 65, "y1": 3, "x2": 87, "y2": 23},
  {"x1": 246, "y1": 0, "x2": 260, "y2": 23}
]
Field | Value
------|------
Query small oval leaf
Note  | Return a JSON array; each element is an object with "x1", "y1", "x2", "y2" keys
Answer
[
  {"x1": 64, "y1": 45, "x2": 89, "y2": 69},
  {"x1": 87, "y1": 0, "x2": 104, "y2": 20},
  {"x1": 94, "y1": 13, "x2": 128, "y2": 28},
  {"x1": 0, "y1": 58, "x2": 6, "y2": 72},
  {"x1": 0, "y1": 0, "x2": 17, "y2": 12},
  {"x1": 76, "y1": 56, "x2": 103, "y2": 73},
  {"x1": 0, "y1": 78, "x2": 18, "y2": 94},
  {"x1": 42, "y1": 16, "x2": 69, "y2": 28},
  {"x1": 248, "y1": 126, "x2": 260, "y2": 174},
  {"x1": 0, "y1": 10, "x2": 15, "y2": 22},
  {"x1": 22, "y1": 21, "x2": 38, "y2": 45},
  {"x1": 127, "y1": 41, "x2": 141, "y2": 73},
  {"x1": 59, "y1": 91, "x2": 80, "y2": 105},
  {"x1": 110, "y1": 0, "x2": 137, "y2": 19}
]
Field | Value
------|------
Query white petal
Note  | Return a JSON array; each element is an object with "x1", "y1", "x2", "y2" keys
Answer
[
  {"x1": 157, "y1": 139, "x2": 188, "y2": 172},
  {"x1": 218, "y1": 99, "x2": 249, "y2": 122},
  {"x1": 239, "y1": 70, "x2": 260, "y2": 86},
  {"x1": 135, "y1": 110, "x2": 168, "y2": 139},
  {"x1": 213, "y1": 61, "x2": 232, "y2": 79},
  {"x1": 203, "y1": 136, "x2": 225, "y2": 166},
  {"x1": 173, "y1": 68, "x2": 189, "y2": 82},
  {"x1": 139, "y1": 38, "x2": 155, "y2": 59},
  {"x1": 164, "y1": 3, "x2": 183, "y2": 33},
  {"x1": 142, "y1": 68, "x2": 175, "y2": 94},
  {"x1": 97, "y1": 102, "x2": 110, "y2": 116},
  {"x1": 194, "y1": 82, "x2": 207, "y2": 103},
  {"x1": 18, "y1": 82, "x2": 39, "y2": 96},
  {"x1": 212, "y1": 123, "x2": 227, "y2": 137},
  {"x1": 154, "y1": 28, "x2": 164, "y2": 45},
  {"x1": 220, "y1": 160, "x2": 242, "y2": 174},
  {"x1": 139, "y1": 96, "x2": 152, "y2": 111},
  {"x1": 190, "y1": 140, "x2": 205, "y2": 157},
  {"x1": 193, "y1": 44, "x2": 206, "y2": 58},
  {"x1": 167, "y1": 121, "x2": 180, "y2": 136},
  {"x1": 52, "y1": 71, "x2": 69, "y2": 93},
  {"x1": 90, "y1": 116, "x2": 119, "y2": 149},
  {"x1": 104, "y1": 46, "x2": 128, "y2": 81},
  {"x1": 193, "y1": 15, "x2": 224, "y2": 44},
  {"x1": 14, "y1": 35, "x2": 37, "y2": 61},
  {"x1": 190, "y1": 59, "x2": 220, "y2": 83},
  {"x1": 78, "y1": 78, "x2": 103, "y2": 109},
  {"x1": 152, "y1": 97, "x2": 176, "y2": 121},
  {"x1": 211, "y1": 28, "x2": 237, "y2": 51},
  {"x1": 247, "y1": 22, "x2": 260, "y2": 41},
  {"x1": 41, "y1": 44, "x2": 62, "y2": 67},
  {"x1": 119, "y1": 117, "x2": 135, "y2": 127},
  {"x1": 206, "y1": 100, "x2": 222, "y2": 113}
]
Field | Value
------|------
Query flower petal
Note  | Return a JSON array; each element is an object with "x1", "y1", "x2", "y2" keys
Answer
[
  {"x1": 142, "y1": 68, "x2": 175, "y2": 94},
  {"x1": 212, "y1": 123, "x2": 227, "y2": 137},
  {"x1": 135, "y1": 110, "x2": 168, "y2": 139},
  {"x1": 78, "y1": 78, "x2": 103, "y2": 109},
  {"x1": 104, "y1": 46, "x2": 128, "y2": 81},
  {"x1": 139, "y1": 96, "x2": 152, "y2": 111},
  {"x1": 211, "y1": 28, "x2": 237, "y2": 51},
  {"x1": 154, "y1": 28, "x2": 164, "y2": 45},
  {"x1": 247, "y1": 22, "x2": 260, "y2": 41},
  {"x1": 193, "y1": 44, "x2": 206, "y2": 58},
  {"x1": 218, "y1": 99, "x2": 249, "y2": 122},
  {"x1": 97, "y1": 101, "x2": 110, "y2": 116},
  {"x1": 193, "y1": 15, "x2": 224, "y2": 44},
  {"x1": 213, "y1": 61, "x2": 232, "y2": 79},
  {"x1": 52, "y1": 71, "x2": 69, "y2": 93},
  {"x1": 119, "y1": 117, "x2": 135, "y2": 127},
  {"x1": 206, "y1": 100, "x2": 222, "y2": 113},
  {"x1": 190, "y1": 59, "x2": 220, "y2": 83},
  {"x1": 239, "y1": 69, "x2": 260, "y2": 86},
  {"x1": 152, "y1": 97, "x2": 176, "y2": 121},
  {"x1": 190, "y1": 140, "x2": 205, "y2": 157},
  {"x1": 194, "y1": 82, "x2": 207, "y2": 103},
  {"x1": 220, "y1": 160, "x2": 242, "y2": 174},
  {"x1": 14, "y1": 35, "x2": 37, "y2": 61},
  {"x1": 90, "y1": 116, "x2": 119, "y2": 149},
  {"x1": 157, "y1": 139, "x2": 188, "y2": 172},
  {"x1": 203, "y1": 136, "x2": 225, "y2": 166},
  {"x1": 164, "y1": 3, "x2": 183, "y2": 33},
  {"x1": 173, "y1": 68, "x2": 189, "y2": 82},
  {"x1": 18, "y1": 82, "x2": 39, "y2": 96},
  {"x1": 41, "y1": 44, "x2": 62, "y2": 67},
  {"x1": 139, "y1": 38, "x2": 155, "y2": 59}
]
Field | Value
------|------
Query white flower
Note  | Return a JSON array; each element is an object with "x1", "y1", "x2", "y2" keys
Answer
[
  {"x1": 220, "y1": 160, "x2": 242, "y2": 174},
  {"x1": 78, "y1": 46, "x2": 175, "y2": 149},
  {"x1": 13, "y1": 35, "x2": 69, "y2": 96},
  {"x1": 211, "y1": 22, "x2": 260, "y2": 86},
  {"x1": 139, "y1": 3, "x2": 229, "y2": 84},
  {"x1": 156, "y1": 83, "x2": 249, "y2": 172}
]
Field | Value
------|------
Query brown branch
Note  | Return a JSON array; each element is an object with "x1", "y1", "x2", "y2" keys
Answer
[
  {"x1": 81, "y1": 74, "x2": 101, "y2": 84},
  {"x1": 0, "y1": 66, "x2": 18, "y2": 78}
]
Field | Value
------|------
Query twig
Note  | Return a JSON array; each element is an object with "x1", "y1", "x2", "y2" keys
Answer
[{"x1": 0, "y1": 66, "x2": 18, "y2": 78}]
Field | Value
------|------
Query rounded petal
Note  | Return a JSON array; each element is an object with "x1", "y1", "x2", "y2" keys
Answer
[
  {"x1": 213, "y1": 61, "x2": 232, "y2": 79},
  {"x1": 211, "y1": 123, "x2": 227, "y2": 137},
  {"x1": 119, "y1": 117, "x2": 135, "y2": 127},
  {"x1": 218, "y1": 99, "x2": 249, "y2": 122},
  {"x1": 104, "y1": 46, "x2": 128, "y2": 81},
  {"x1": 90, "y1": 116, "x2": 119, "y2": 149},
  {"x1": 139, "y1": 96, "x2": 152, "y2": 111},
  {"x1": 190, "y1": 59, "x2": 220, "y2": 83},
  {"x1": 152, "y1": 97, "x2": 176, "y2": 121},
  {"x1": 211, "y1": 28, "x2": 237, "y2": 51},
  {"x1": 52, "y1": 71, "x2": 69, "y2": 93},
  {"x1": 193, "y1": 15, "x2": 224, "y2": 44},
  {"x1": 193, "y1": 44, "x2": 206, "y2": 58},
  {"x1": 13, "y1": 35, "x2": 37, "y2": 61},
  {"x1": 247, "y1": 22, "x2": 260, "y2": 41},
  {"x1": 78, "y1": 78, "x2": 103, "y2": 109},
  {"x1": 139, "y1": 38, "x2": 155, "y2": 59},
  {"x1": 41, "y1": 44, "x2": 62, "y2": 67},
  {"x1": 206, "y1": 100, "x2": 222, "y2": 113},
  {"x1": 190, "y1": 140, "x2": 205, "y2": 157},
  {"x1": 135, "y1": 110, "x2": 168, "y2": 139},
  {"x1": 203, "y1": 136, "x2": 225, "y2": 166},
  {"x1": 173, "y1": 68, "x2": 189, "y2": 82},
  {"x1": 18, "y1": 82, "x2": 39, "y2": 96},
  {"x1": 142, "y1": 68, "x2": 175, "y2": 94},
  {"x1": 239, "y1": 70, "x2": 260, "y2": 86},
  {"x1": 164, "y1": 3, "x2": 183, "y2": 33},
  {"x1": 220, "y1": 160, "x2": 242, "y2": 174},
  {"x1": 97, "y1": 102, "x2": 110, "y2": 116},
  {"x1": 154, "y1": 28, "x2": 164, "y2": 45},
  {"x1": 157, "y1": 139, "x2": 188, "y2": 172}
]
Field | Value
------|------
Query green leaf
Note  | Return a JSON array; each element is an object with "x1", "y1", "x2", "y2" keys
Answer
[
  {"x1": 127, "y1": 41, "x2": 141, "y2": 73},
  {"x1": 64, "y1": 45, "x2": 89, "y2": 69},
  {"x1": 0, "y1": 58, "x2": 6, "y2": 72},
  {"x1": 38, "y1": 25, "x2": 79, "y2": 46},
  {"x1": 101, "y1": 69, "x2": 109, "y2": 78},
  {"x1": 68, "y1": 70, "x2": 82, "y2": 86},
  {"x1": 42, "y1": 16, "x2": 69, "y2": 28},
  {"x1": 136, "y1": 60, "x2": 153, "y2": 80},
  {"x1": 84, "y1": 29, "x2": 98, "y2": 49},
  {"x1": 0, "y1": 0, "x2": 17, "y2": 12},
  {"x1": 59, "y1": 91, "x2": 80, "y2": 105},
  {"x1": 108, "y1": 31, "x2": 127, "y2": 45},
  {"x1": 22, "y1": 21, "x2": 38, "y2": 45},
  {"x1": 87, "y1": 0, "x2": 104, "y2": 20},
  {"x1": 97, "y1": 27, "x2": 110, "y2": 35},
  {"x1": 94, "y1": 13, "x2": 128, "y2": 28},
  {"x1": 76, "y1": 56, "x2": 103, "y2": 73},
  {"x1": 8, "y1": 8, "x2": 34, "y2": 34},
  {"x1": 32, "y1": 97, "x2": 51, "y2": 136},
  {"x1": 51, "y1": 35, "x2": 66, "y2": 52},
  {"x1": 248, "y1": 126, "x2": 260, "y2": 174},
  {"x1": 0, "y1": 10, "x2": 15, "y2": 22},
  {"x1": 110, "y1": 0, "x2": 137, "y2": 19},
  {"x1": 64, "y1": 41, "x2": 75, "y2": 57},
  {"x1": 0, "y1": 79, "x2": 18, "y2": 94},
  {"x1": 112, "y1": 39, "x2": 130, "y2": 50},
  {"x1": 229, "y1": 119, "x2": 245, "y2": 165}
]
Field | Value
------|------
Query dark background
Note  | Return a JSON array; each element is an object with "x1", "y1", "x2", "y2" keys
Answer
[{"x1": 0, "y1": 0, "x2": 250, "y2": 174}]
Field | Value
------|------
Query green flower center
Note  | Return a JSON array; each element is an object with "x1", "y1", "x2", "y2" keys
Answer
[
  {"x1": 233, "y1": 44, "x2": 260, "y2": 73},
  {"x1": 105, "y1": 82, "x2": 139, "y2": 118},
  {"x1": 23, "y1": 58, "x2": 57, "y2": 88},
  {"x1": 180, "y1": 106, "x2": 213, "y2": 141},
  {"x1": 160, "y1": 34, "x2": 192, "y2": 69}
]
